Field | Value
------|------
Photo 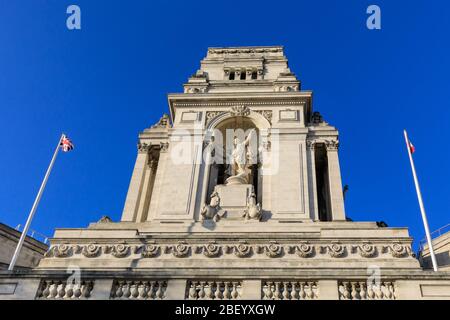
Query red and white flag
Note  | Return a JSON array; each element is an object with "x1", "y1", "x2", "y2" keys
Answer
[
  {"x1": 407, "y1": 139, "x2": 415, "y2": 154},
  {"x1": 60, "y1": 135, "x2": 74, "y2": 152}
]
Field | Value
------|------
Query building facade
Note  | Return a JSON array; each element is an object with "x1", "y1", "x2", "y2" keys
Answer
[
  {"x1": 0, "y1": 223, "x2": 48, "y2": 270},
  {"x1": 1, "y1": 46, "x2": 449, "y2": 300}
]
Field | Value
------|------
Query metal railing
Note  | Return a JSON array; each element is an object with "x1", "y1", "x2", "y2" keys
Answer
[
  {"x1": 15, "y1": 224, "x2": 49, "y2": 244},
  {"x1": 419, "y1": 223, "x2": 450, "y2": 251}
]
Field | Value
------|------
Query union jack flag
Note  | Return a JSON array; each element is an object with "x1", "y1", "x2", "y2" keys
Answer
[{"x1": 60, "y1": 135, "x2": 74, "y2": 152}]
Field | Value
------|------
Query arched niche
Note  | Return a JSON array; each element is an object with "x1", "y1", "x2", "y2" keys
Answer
[{"x1": 203, "y1": 110, "x2": 271, "y2": 207}]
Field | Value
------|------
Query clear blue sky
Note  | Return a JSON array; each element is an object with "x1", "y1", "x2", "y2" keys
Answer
[{"x1": 0, "y1": 1, "x2": 449, "y2": 250}]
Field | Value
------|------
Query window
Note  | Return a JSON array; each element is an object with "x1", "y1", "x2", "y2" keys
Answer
[
  {"x1": 240, "y1": 71, "x2": 246, "y2": 80},
  {"x1": 229, "y1": 71, "x2": 235, "y2": 80},
  {"x1": 251, "y1": 71, "x2": 257, "y2": 79}
]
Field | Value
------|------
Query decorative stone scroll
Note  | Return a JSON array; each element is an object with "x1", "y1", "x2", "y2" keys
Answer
[
  {"x1": 82, "y1": 244, "x2": 101, "y2": 258},
  {"x1": 295, "y1": 243, "x2": 315, "y2": 258}
]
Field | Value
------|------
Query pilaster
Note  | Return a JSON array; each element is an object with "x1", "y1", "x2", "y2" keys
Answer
[
  {"x1": 325, "y1": 140, "x2": 346, "y2": 221},
  {"x1": 121, "y1": 145, "x2": 150, "y2": 222}
]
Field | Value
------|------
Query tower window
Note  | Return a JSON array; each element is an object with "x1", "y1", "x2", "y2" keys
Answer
[
  {"x1": 251, "y1": 71, "x2": 257, "y2": 79},
  {"x1": 229, "y1": 71, "x2": 235, "y2": 80},
  {"x1": 240, "y1": 71, "x2": 246, "y2": 80}
]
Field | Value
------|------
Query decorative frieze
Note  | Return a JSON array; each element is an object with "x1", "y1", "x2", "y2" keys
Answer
[
  {"x1": 338, "y1": 281, "x2": 396, "y2": 300},
  {"x1": 36, "y1": 280, "x2": 94, "y2": 299},
  {"x1": 262, "y1": 281, "x2": 318, "y2": 300},
  {"x1": 110, "y1": 280, "x2": 167, "y2": 300},
  {"x1": 187, "y1": 281, "x2": 242, "y2": 300},
  {"x1": 44, "y1": 241, "x2": 413, "y2": 260}
]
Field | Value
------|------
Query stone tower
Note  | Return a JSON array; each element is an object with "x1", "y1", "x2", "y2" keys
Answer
[{"x1": 3, "y1": 46, "x2": 449, "y2": 300}]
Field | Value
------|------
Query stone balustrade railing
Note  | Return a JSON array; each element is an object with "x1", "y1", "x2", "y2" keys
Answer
[
  {"x1": 36, "y1": 279, "x2": 94, "y2": 299},
  {"x1": 187, "y1": 280, "x2": 242, "y2": 300},
  {"x1": 7, "y1": 278, "x2": 435, "y2": 300},
  {"x1": 262, "y1": 281, "x2": 318, "y2": 300},
  {"x1": 110, "y1": 280, "x2": 167, "y2": 299},
  {"x1": 338, "y1": 281, "x2": 396, "y2": 300}
]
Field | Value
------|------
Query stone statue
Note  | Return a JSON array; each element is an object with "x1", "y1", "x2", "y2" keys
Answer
[
  {"x1": 225, "y1": 129, "x2": 256, "y2": 185},
  {"x1": 243, "y1": 192, "x2": 262, "y2": 221},
  {"x1": 200, "y1": 191, "x2": 224, "y2": 222}
]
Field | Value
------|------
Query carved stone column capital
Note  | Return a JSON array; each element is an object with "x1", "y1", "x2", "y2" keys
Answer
[
  {"x1": 306, "y1": 140, "x2": 316, "y2": 151},
  {"x1": 160, "y1": 142, "x2": 169, "y2": 153},
  {"x1": 325, "y1": 140, "x2": 339, "y2": 151},
  {"x1": 137, "y1": 142, "x2": 151, "y2": 153}
]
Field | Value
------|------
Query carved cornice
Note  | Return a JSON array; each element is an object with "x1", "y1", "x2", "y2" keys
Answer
[
  {"x1": 208, "y1": 47, "x2": 283, "y2": 55},
  {"x1": 174, "y1": 101, "x2": 306, "y2": 108}
]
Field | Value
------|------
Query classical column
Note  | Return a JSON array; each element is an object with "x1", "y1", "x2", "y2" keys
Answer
[
  {"x1": 121, "y1": 143, "x2": 151, "y2": 222},
  {"x1": 306, "y1": 141, "x2": 319, "y2": 221},
  {"x1": 200, "y1": 140, "x2": 214, "y2": 206},
  {"x1": 325, "y1": 140, "x2": 346, "y2": 221}
]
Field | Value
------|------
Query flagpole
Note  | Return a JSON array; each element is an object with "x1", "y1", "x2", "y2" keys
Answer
[
  {"x1": 8, "y1": 134, "x2": 64, "y2": 271},
  {"x1": 403, "y1": 130, "x2": 438, "y2": 272}
]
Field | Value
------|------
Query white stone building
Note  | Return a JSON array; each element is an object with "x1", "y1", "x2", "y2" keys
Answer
[{"x1": 1, "y1": 46, "x2": 449, "y2": 300}]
